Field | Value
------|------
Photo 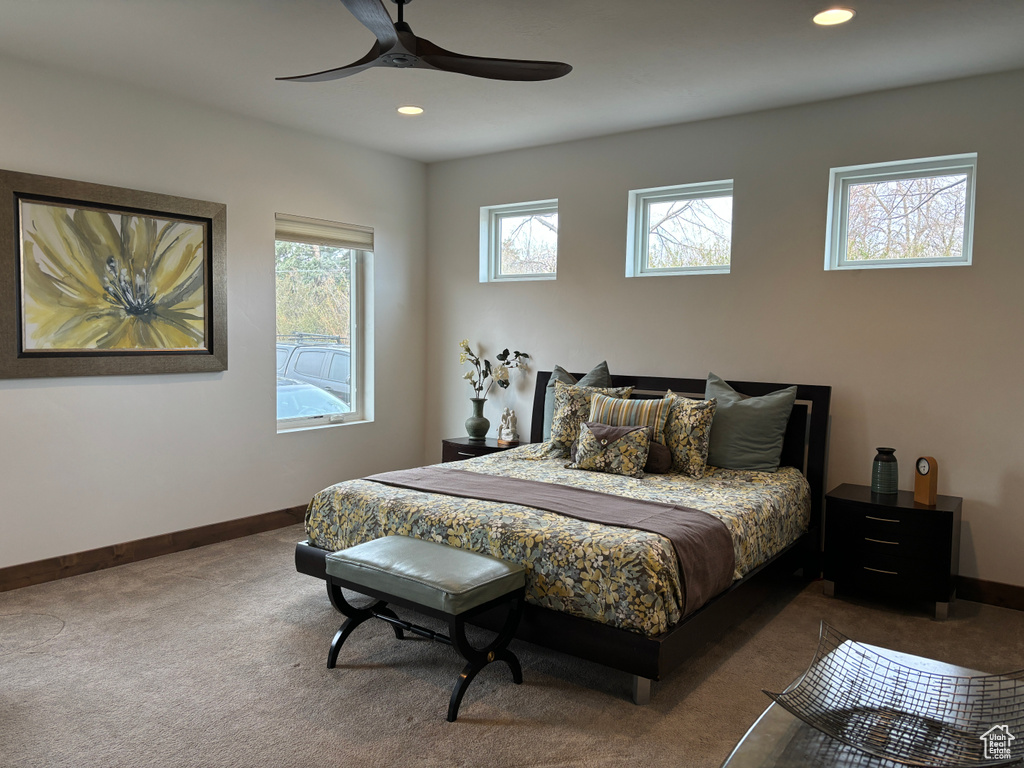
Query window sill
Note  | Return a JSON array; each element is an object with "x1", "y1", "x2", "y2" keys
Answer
[{"x1": 277, "y1": 416, "x2": 371, "y2": 434}]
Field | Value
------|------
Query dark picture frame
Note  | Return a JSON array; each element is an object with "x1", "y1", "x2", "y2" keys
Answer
[{"x1": 0, "y1": 169, "x2": 227, "y2": 378}]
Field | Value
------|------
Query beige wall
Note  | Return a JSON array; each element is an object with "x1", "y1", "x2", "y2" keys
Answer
[
  {"x1": 424, "y1": 69, "x2": 1024, "y2": 587},
  {"x1": 0, "y1": 56, "x2": 427, "y2": 569}
]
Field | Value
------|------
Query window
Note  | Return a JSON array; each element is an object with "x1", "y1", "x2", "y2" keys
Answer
[
  {"x1": 479, "y1": 199, "x2": 558, "y2": 282},
  {"x1": 626, "y1": 180, "x2": 733, "y2": 277},
  {"x1": 825, "y1": 153, "x2": 977, "y2": 271},
  {"x1": 275, "y1": 213, "x2": 371, "y2": 431}
]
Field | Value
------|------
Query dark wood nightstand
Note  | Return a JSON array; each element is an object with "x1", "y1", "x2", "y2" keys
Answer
[
  {"x1": 823, "y1": 483, "x2": 962, "y2": 620},
  {"x1": 441, "y1": 437, "x2": 522, "y2": 463}
]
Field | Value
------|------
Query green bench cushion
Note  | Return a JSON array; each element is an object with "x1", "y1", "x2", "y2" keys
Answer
[{"x1": 325, "y1": 536, "x2": 525, "y2": 615}]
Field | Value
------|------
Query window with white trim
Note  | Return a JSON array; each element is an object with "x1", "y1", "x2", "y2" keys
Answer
[
  {"x1": 626, "y1": 180, "x2": 733, "y2": 277},
  {"x1": 479, "y1": 199, "x2": 558, "y2": 282},
  {"x1": 275, "y1": 213, "x2": 371, "y2": 431},
  {"x1": 825, "y1": 153, "x2": 977, "y2": 271}
]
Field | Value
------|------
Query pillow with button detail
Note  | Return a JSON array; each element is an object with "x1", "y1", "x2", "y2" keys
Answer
[
  {"x1": 664, "y1": 391, "x2": 717, "y2": 478},
  {"x1": 588, "y1": 391, "x2": 673, "y2": 473},
  {"x1": 568, "y1": 422, "x2": 651, "y2": 478},
  {"x1": 545, "y1": 380, "x2": 633, "y2": 458}
]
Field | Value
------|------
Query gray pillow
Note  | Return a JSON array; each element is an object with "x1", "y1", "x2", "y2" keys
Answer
[
  {"x1": 705, "y1": 373, "x2": 796, "y2": 472},
  {"x1": 542, "y1": 361, "x2": 611, "y2": 440}
]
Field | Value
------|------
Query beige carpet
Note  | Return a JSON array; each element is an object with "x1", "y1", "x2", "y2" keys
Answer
[{"x1": 2, "y1": 524, "x2": 1022, "y2": 768}]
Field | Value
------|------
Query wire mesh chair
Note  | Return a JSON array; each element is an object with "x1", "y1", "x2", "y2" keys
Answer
[{"x1": 764, "y1": 623, "x2": 1024, "y2": 767}]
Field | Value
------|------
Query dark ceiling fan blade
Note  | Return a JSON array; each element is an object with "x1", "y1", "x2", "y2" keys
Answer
[
  {"x1": 276, "y1": 43, "x2": 384, "y2": 82},
  {"x1": 339, "y1": 0, "x2": 399, "y2": 49},
  {"x1": 277, "y1": 0, "x2": 572, "y2": 83},
  {"x1": 416, "y1": 37, "x2": 572, "y2": 81}
]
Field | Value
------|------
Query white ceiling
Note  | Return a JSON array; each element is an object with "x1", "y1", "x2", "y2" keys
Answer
[{"x1": 2, "y1": 0, "x2": 1023, "y2": 163}]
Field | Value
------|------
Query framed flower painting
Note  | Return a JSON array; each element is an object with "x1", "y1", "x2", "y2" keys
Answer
[{"x1": 0, "y1": 169, "x2": 226, "y2": 377}]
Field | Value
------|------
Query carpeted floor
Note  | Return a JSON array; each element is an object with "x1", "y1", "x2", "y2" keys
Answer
[{"x1": 1, "y1": 524, "x2": 1022, "y2": 768}]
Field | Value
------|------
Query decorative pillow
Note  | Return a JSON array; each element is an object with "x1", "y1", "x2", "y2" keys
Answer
[
  {"x1": 664, "y1": 392, "x2": 717, "y2": 478},
  {"x1": 568, "y1": 422, "x2": 650, "y2": 478},
  {"x1": 542, "y1": 362, "x2": 612, "y2": 440},
  {"x1": 571, "y1": 426, "x2": 673, "y2": 474},
  {"x1": 547, "y1": 380, "x2": 633, "y2": 457},
  {"x1": 705, "y1": 373, "x2": 797, "y2": 472},
  {"x1": 588, "y1": 391, "x2": 670, "y2": 445},
  {"x1": 644, "y1": 441, "x2": 674, "y2": 474}
]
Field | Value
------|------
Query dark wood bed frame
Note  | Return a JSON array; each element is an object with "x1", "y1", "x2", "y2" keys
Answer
[{"x1": 295, "y1": 372, "x2": 831, "y2": 703}]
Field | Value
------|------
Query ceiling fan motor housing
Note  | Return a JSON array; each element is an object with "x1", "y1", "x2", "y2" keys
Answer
[{"x1": 382, "y1": 52, "x2": 418, "y2": 68}]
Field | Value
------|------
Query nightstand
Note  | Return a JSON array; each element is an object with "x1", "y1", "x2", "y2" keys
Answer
[
  {"x1": 823, "y1": 483, "x2": 962, "y2": 620},
  {"x1": 441, "y1": 437, "x2": 522, "y2": 463}
]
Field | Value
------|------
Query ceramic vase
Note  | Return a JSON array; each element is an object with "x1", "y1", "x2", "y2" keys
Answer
[
  {"x1": 871, "y1": 447, "x2": 898, "y2": 494},
  {"x1": 466, "y1": 398, "x2": 489, "y2": 441}
]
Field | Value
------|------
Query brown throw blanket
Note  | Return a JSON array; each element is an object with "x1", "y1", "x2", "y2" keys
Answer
[{"x1": 365, "y1": 466, "x2": 736, "y2": 617}]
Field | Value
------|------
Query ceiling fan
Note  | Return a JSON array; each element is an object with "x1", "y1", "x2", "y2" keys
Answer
[{"x1": 278, "y1": 0, "x2": 572, "y2": 83}]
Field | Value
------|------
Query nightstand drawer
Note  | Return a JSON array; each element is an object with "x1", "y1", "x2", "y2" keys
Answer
[
  {"x1": 842, "y1": 548, "x2": 932, "y2": 575},
  {"x1": 852, "y1": 560, "x2": 935, "y2": 597},
  {"x1": 846, "y1": 526, "x2": 944, "y2": 560},
  {"x1": 442, "y1": 443, "x2": 486, "y2": 462},
  {"x1": 441, "y1": 437, "x2": 523, "y2": 463}
]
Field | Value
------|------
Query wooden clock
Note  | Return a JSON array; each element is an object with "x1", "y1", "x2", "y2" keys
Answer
[{"x1": 915, "y1": 456, "x2": 938, "y2": 506}]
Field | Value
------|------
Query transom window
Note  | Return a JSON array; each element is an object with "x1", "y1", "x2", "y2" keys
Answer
[
  {"x1": 626, "y1": 180, "x2": 733, "y2": 277},
  {"x1": 479, "y1": 199, "x2": 558, "y2": 282},
  {"x1": 275, "y1": 213, "x2": 371, "y2": 431},
  {"x1": 825, "y1": 154, "x2": 977, "y2": 270}
]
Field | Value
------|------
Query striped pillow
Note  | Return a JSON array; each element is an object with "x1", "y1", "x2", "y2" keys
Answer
[{"x1": 588, "y1": 391, "x2": 671, "y2": 445}]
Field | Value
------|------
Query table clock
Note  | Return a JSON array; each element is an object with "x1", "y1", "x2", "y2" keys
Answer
[{"x1": 914, "y1": 456, "x2": 938, "y2": 506}]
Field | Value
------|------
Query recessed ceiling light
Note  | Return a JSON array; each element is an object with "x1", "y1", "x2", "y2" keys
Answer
[
  {"x1": 397, "y1": 105, "x2": 424, "y2": 116},
  {"x1": 813, "y1": 7, "x2": 856, "y2": 25}
]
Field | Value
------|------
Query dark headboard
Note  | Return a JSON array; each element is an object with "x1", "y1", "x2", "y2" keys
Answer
[{"x1": 529, "y1": 371, "x2": 831, "y2": 526}]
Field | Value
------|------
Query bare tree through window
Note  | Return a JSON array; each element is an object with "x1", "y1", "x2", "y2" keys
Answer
[
  {"x1": 826, "y1": 154, "x2": 976, "y2": 270},
  {"x1": 275, "y1": 240, "x2": 352, "y2": 342},
  {"x1": 846, "y1": 174, "x2": 967, "y2": 261},
  {"x1": 647, "y1": 196, "x2": 732, "y2": 269},
  {"x1": 499, "y1": 212, "x2": 558, "y2": 275}
]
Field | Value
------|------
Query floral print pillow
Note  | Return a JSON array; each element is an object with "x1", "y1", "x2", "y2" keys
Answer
[
  {"x1": 664, "y1": 391, "x2": 717, "y2": 477},
  {"x1": 544, "y1": 380, "x2": 633, "y2": 458},
  {"x1": 568, "y1": 422, "x2": 651, "y2": 478}
]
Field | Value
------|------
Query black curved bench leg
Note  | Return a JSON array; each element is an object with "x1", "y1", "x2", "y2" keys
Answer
[
  {"x1": 328, "y1": 616, "x2": 369, "y2": 669},
  {"x1": 448, "y1": 661, "x2": 482, "y2": 722},
  {"x1": 326, "y1": 578, "x2": 398, "y2": 667},
  {"x1": 445, "y1": 594, "x2": 524, "y2": 721}
]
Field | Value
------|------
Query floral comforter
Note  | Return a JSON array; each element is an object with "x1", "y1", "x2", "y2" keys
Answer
[{"x1": 305, "y1": 444, "x2": 810, "y2": 637}]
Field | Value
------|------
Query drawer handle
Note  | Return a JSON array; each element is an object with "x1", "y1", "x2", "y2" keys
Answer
[
  {"x1": 864, "y1": 566, "x2": 898, "y2": 575},
  {"x1": 865, "y1": 537, "x2": 900, "y2": 546},
  {"x1": 865, "y1": 515, "x2": 900, "y2": 523},
  {"x1": 456, "y1": 451, "x2": 474, "y2": 457}
]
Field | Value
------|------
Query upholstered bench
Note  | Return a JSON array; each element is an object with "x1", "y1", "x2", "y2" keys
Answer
[{"x1": 324, "y1": 535, "x2": 526, "y2": 722}]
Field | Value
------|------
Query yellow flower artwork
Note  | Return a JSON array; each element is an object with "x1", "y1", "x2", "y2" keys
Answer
[{"x1": 20, "y1": 200, "x2": 207, "y2": 351}]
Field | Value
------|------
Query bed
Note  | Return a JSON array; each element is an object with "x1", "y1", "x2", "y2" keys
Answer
[{"x1": 295, "y1": 371, "x2": 831, "y2": 703}]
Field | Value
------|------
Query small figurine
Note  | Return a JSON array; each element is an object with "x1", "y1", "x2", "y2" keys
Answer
[{"x1": 497, "y1": 407, "x2": 519, "y2": 445}]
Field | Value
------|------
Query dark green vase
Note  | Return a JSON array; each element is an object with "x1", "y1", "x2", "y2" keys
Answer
[
  {"x1": 466, "y1": 398, "x2": 489, "y2": 442},
  {"x1": 871, "y1": 447, "x2": 898, "y2": 494}
]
